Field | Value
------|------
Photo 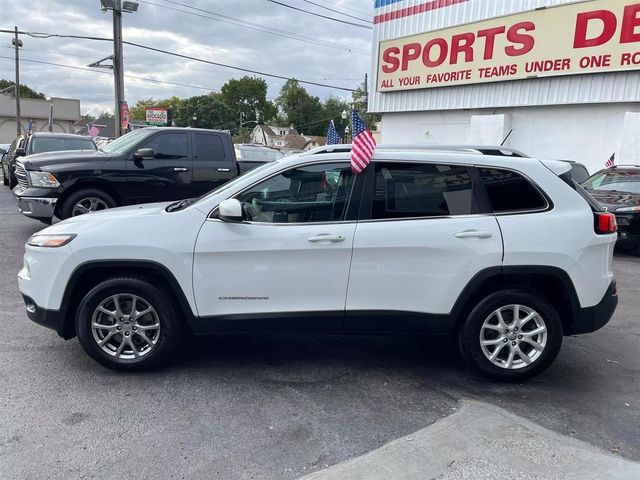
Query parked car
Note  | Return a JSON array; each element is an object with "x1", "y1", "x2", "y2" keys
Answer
[
  {"x1": 19, "y1": 144, "x2": 618, "y2": 380},
  {"x1": 582, "y1": 165, "x2": 640, "y2": 253},
  {"x1": 13, "y1": 128, "x2": 269, "y2": 223},
  {"x1": 2, "y1": 133, "x2": 96, "y2": 189},
  {"x1": 234, "y1": 143, "x2": 284, "y2": 163}
]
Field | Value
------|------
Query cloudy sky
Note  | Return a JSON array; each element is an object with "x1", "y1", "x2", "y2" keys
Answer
[{"x1": 0, "y1": 0, "x2": 373, "y2": 116}]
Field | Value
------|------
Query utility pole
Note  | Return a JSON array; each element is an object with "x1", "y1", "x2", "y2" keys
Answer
[
  {"x1": 13, "y1": 26, "x2": 22, "y2": 137},
  {"x1": 112, "y1": 0, "x2": 125, "y2": 138},
  {"x1": 363, "y1": 73, "x2": 368, "y2": 113}
]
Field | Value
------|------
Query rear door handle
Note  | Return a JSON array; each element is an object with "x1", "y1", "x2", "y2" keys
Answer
[
  {"x1": 307, "y1": 234, "x2": 345, "y2": 243},
  {"x1": 217, "y1": 168, "x2": 231, "y2": 172},
  {"x1": 454, "y1": 230, "x2": 492, "y2": 239},
  {"x1": 172, "y1": 167, "x2": 190, "y2": 172}
]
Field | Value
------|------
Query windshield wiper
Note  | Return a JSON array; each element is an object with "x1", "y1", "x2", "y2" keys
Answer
[{"x1": 166, "y1": 198, "x2": 194, "y2": 212}]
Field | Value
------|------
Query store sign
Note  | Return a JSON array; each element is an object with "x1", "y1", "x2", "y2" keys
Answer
[
  {"x1": 377, "y1": 0, "x2": 640, "y2": 92},
  {"x1": 145, "y1": 107, "x2": 171, "y2": 126}
]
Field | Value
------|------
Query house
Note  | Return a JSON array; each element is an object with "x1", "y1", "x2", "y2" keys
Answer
[{"x1": 250, "y1": 124, "x2": 326, "y2": 153}]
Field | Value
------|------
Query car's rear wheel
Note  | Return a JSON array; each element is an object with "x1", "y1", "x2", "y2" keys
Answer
[
  {"x1": 59, "y1": 188, "x2": 116, "y2": 219},
  {"x1": 458, "y1": 289, "x2": 563, "y2": 381},
  {"x1": 76, "y1": 278, "x2": 182, "y2": 370},
  {"x1": 2, "y1": 168, "x2": 8, "y2": 186}
]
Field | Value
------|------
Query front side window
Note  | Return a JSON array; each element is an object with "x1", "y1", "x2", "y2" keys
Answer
[
  {"x1": 236, "y1": 163, "x2": 354, "y2": 223},
  {"x1": 371, "y1": 162, "x2": 476, "y2": 220},
  {"x1": 142, "y1": 133, "x2": 188, "y2": 160},
  {"x1": 479, "y1": 167, "x2": 547, "y2": 213}
]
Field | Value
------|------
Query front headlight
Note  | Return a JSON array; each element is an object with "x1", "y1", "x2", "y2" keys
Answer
[
  {"x1": 27, "y1": 234, "x2": 76, "y2": 247},
  {"x1": 615, "y1": 206, "x2": 640, "y2": 213},
  {"x1": 28, "y1": 171, "x2": 60, "y2": 188}
]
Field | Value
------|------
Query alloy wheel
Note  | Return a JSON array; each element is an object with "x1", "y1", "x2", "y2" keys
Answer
[
  {"x1": 72, "y1": 197, "x2": 109, "y2": 216},
  {"x1": 479, "y1": 304, "x2": 548, "y2": 370},
  {"x1": 91, "y1": 294, "x2": 161, "y2": 360}
]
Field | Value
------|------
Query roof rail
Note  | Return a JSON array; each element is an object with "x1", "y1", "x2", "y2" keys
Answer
[{"x1": 302, "y1": 144, "x2": 528, "y2": 158}]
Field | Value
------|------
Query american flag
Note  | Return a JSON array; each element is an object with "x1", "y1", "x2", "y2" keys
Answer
[
  {"x1": 326, "y1": 120, "x2": 341, "y2": 145},
  {"x1": 351, "y1": 110, "x2": 376, "y2": 174},
  {"x1": 87, "y1": 124, "x2": 100, "y2": 137},
  {"x1": 605, "y1": 153, "x2": 615, "y2": 168}
]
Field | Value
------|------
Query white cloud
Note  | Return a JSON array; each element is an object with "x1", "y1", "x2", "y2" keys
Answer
[{"x1": 1, "y1": 0, "x2": 373, "y2": 116}]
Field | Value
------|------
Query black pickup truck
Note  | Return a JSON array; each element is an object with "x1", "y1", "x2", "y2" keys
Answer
[{"x1": 13, "y1": 127, "x2": 273, "y2": 222}]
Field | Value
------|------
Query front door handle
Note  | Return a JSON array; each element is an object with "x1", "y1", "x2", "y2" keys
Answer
[
  {"x1": 172, "y1": 167, "x2": 190, "y2": 172},
  {"x1": 217, "y1": 168, "x2": 231, "y2": 172},
  {"x1": 454, "y1": 230, "x2": 492, "y2": 239},
  {"x1": 307, "y1": 234, "x2": 345, "y2": 243}
]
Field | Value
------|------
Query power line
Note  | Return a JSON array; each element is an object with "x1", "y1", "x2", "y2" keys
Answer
[
  {"x1": 0, "y1": 29, "x2": 358, "y2": 92},
  {"x1": 266, "y1": 0, "x2": 372, "y2": 29},
  {"x1": 0, "y1": 55, "x2": 219, "y2": 92},
  {"x1": 136, "y1": 0, "x2": 368, "y2": 55},
  {"x1": 301, "y1": 0, "x2": 372, "y2": 23},
  {"x1": 323, "y1": 0, "x2": 371, "y2": 17}
]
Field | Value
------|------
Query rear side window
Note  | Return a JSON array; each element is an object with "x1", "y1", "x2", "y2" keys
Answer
[
  {"x1": 194, "y1": 134, "x2": 227, "y2": 162},
  {"x1": 479, "y1": 167, "x2": 547, "y2": 213},
  {"x1": 371, "y1": 162, "x2": 476, "y2": 219}
]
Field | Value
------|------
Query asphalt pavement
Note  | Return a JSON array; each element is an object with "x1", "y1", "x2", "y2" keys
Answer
[{"x1": 0, "y1": 185, "x2": 638, "y2": 479}]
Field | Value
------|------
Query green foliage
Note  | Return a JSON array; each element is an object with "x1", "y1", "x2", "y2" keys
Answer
[
  {"x1": 220, "y1": 76, "x2": 277, "y2": 127},
  {"x1": 276, "y1": 79, "x2": 324, "y2": 135},
  {"x1": 0, "y1": 79, "x2": 46, "y2": 99},
  {"x1": 174, "y1": 93, "x2": 235, "y2": 130}
]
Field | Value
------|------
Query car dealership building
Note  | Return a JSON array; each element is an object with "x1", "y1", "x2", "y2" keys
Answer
[{"x1": 369, "y1": 0, "x2": 640, "y2": 173}]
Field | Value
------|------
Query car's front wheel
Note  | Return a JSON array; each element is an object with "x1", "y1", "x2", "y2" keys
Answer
[
  {"x1": 59, "y1": 188, "x2": 116, "y2": 219},
  {"x1": 458, "y1": 289, "x2": 563, "y2": 381},
  {"x1": 76, "y1": 277, "x2": 182, "y2": 370},
  {"x1": 2, "y1": 168, "x2": 8, "y2": 186}
]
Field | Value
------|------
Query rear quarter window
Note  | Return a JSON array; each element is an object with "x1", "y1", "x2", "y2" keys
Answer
[{"x1": 479, "y1": 167, "x2": 547, "y2": 213}]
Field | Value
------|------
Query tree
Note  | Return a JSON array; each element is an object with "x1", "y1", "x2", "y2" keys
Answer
[
  {"x1": 220, "y1": 76, "x2": 277, "y2": 128},
  {"x1": 352, "y1": 86, "x2": 380, "y2": 129},
  {"x1": 276, "y1": 79, "x2": 324, "y2": 135},
  {"x1": 174, "y1": 93, "x2": 235, "y2": 130},
  {"x1": 0, "y1": 79, "x2": 46, "y2": 99}
]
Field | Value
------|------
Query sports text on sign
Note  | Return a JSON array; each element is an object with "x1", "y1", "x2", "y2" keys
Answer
[{"x1": 377, "y1": 0, "x2": 640, "y2": 92}]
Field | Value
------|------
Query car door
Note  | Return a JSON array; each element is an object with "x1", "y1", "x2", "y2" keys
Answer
[
  {"x1": 345, "y1": 161, "x2": 503, "y2": 332},
  {"x1": 193, "y1": 161, "x2": 363, "y2": 330},
  {"x1": 191, "y1": 132, "x2": 236, "y2": 197},
  {"x1": 124, "y1": 131, "x2": 193, "y2": 204}
]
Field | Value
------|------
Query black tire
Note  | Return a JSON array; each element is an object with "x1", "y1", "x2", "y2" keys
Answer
[
  {"x1": 2, "y1": 167, "x2": 8, "y2": 186},
  {"x1": 76, "y1": 277, "x2": 182, "y2": 371},
  {"x1": 8, "y1": 173, "x2": 16, "y2": 189},
  {"x1": 458, "y1": 289, "x2": 563, "y2": 382},
  {"x1": 59, "y1": 188, "x2": 116, "y2": 219}
]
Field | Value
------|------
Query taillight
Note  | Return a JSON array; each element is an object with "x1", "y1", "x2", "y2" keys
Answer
[{"x1": 594, "y1": 212, "x2": 617, "y2": 234}]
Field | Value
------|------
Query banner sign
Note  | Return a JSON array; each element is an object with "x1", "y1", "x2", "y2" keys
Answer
[
  {"x1": 377, "y1": 0, "x2": 640, "y2": 92},
  {"x1": 145, "y1": 107, "x2": 172, "y2": 126},
  {"x1": 120, "y1": 101, "x2": 130, "y2": 129}
]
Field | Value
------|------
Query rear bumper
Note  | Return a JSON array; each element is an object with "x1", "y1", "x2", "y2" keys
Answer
[
  {"x1": 22, "y1": 295, "x2": 74, "y2": 339},
  {"x1": 569, "y1": 280, "x2": 618, "y2": 335}
]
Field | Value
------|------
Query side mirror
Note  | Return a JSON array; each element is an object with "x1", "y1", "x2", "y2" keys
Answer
[
  {"x1": 15, "y1": 147, "x2": 26, "y2": 157},
  {"x1": 218, "y1": 198, "x2": 243, "y2": 222},
  {"x1": 133, "y1": 148, "x2": 154, "y2": 161}
]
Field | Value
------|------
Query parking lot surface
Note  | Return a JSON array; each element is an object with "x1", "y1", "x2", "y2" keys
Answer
[{"x1": 0, "y1": 186, "x2": 638, "y2": 479}]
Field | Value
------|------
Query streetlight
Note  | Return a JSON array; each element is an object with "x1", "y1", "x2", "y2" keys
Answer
[
  {"x1": 344, "y1": 125, "x2": 350, "y2": 143},
  {"x1": 98, "y1": 0, "x2": 139, "y2": 138},
  {"x1": 192, "y1": 114, "x2": 198, "y2": 128},
  {"x1": 341, "y1": 110, "x2": 348, "y2": 143}
]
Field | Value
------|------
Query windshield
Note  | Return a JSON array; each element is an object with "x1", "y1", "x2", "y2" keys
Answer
[
  {"x1": 101, "y1": 129, "x2": 151, "y2": 155},
  {"x1": 238, "y1": 147, "x2": 283, "y2": 161},
  {"x1": 583, "y1": 170, "x2": 640, "y2": 194},
  {"x1": 31, "y1": 137, "x2": 96, "y2": 154}
]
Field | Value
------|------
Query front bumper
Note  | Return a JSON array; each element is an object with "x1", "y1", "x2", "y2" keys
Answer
[
  {"x1": 22, "y1": 295, "x2": 74, "y2": 339},
  {"x1": 13, "y1": 185, "x2": 58, "y2": 220},
  {"x1": 569, "y1": 280, "x2": 618, "y2": 335}
]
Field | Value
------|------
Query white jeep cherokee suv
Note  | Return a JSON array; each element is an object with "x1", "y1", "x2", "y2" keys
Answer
[{"x1": 18, "y1": 145, "x2": 618, "y2": 381}]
